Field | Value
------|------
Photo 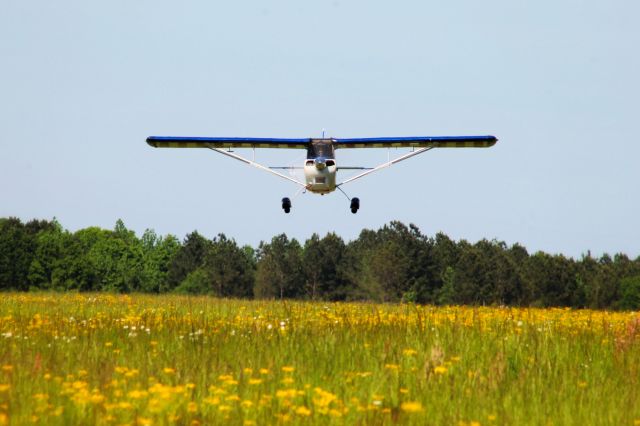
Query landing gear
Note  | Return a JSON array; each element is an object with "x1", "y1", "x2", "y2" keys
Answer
[
  {"x1": 337, "y1": 186, "x2": 360, "y2": 214},
  {"x1": 350, "y1": 197, "x2": 360, "y2": 214},
  {"x1": 281, "y1": 197, "x2": 291, "y2": 214}
]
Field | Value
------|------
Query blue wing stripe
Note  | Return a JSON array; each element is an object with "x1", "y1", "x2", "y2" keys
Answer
[
  {"x1": 147, "y1": 136, "x2": 310, "y2": 148},
  {"x1": 334, "y1": 135, "x2": 497, "y2": 148},
  {"x1": 335, "y1": 135, "x2": 497, "y2": 143}
]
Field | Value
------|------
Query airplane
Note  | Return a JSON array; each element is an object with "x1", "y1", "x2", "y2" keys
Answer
[{"x1": 146, "y1": 133, "x2": 497, "y2": 214}]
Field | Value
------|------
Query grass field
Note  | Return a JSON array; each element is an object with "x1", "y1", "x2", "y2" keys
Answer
[{"x1": 0, "y1": 294, "x2": 639, "y2": 425}]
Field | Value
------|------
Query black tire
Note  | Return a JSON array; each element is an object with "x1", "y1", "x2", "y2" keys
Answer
[
  {"x1": 281, "y1": 197, "x2": 292, "y2": 212},
  {"x1": 350, "y1": 197, "x2": 360, "y2": 212}
]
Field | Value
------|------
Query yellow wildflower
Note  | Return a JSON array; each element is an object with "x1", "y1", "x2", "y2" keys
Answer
[
  {"x1": 295, "y1": 406, "x2": 312, "y2": 416},
  {"x1": 400, "y1": 401, "x2": 423, "y2": 413},
  {"x1": 434, "y1": 366, "x2": 448, "y2": 375}
]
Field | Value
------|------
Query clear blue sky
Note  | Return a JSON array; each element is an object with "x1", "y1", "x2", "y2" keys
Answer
[{"x1": 2, "y1": 0, "x2": 638, "y2": 258}]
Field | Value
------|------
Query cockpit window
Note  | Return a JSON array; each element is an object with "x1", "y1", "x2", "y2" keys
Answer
[
  {"x1": 326, "y1": 160, "x2": 335, "y2": 167},
  {"x1": 307, "y1": 141, "x2": 335, "y2": 159}
]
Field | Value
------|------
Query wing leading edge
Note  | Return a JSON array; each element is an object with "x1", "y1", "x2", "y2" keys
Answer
[
  {"x1": 147, "y1": 135, "x2": 497, "y2": 149},
  {"x1": 333, "y1": 135, "x2": 497, "y2": 149},
  {"x1": 146, "y1": 136, "x2": 310, "y2": 149}
]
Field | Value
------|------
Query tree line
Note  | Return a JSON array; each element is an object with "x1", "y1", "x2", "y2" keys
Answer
[{"x1": 1, "y1": 217, "x2": 640, "y2": 309}]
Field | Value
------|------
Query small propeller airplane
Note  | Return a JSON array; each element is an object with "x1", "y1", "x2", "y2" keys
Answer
[{"x1": 146, "y1": 133, "x2": 497, "y2": 214}]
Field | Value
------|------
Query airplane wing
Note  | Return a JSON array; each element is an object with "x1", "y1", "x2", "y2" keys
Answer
[
  {"x1": 333, "y1": 135, "x2": 497, "y2": 149},
  {"x1": 146, "y1": 136, "x2": 310, "y2": 149}
]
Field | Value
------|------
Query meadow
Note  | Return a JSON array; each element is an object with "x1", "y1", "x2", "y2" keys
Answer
[{"x1": 0, "y1": 294, "x2": 638, "y2": 425}]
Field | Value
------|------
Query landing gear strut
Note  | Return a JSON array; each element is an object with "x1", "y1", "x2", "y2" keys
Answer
[
  {"x1": 350, "y1": 197, "x2": 360, "y2": 214},
  {"x1": 281, "y1": 197, "x2": 291, "y2": 214}
]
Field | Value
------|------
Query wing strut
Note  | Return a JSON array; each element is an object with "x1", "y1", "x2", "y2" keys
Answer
[
  {"x1": 208, "y1": 148, "x2": 307, "y2": 188},
  {"x1": 337, "y1": 147, "x2": 434, "y2": 187}
]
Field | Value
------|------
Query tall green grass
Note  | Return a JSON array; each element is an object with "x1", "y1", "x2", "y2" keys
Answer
[{"x1": 0, "y1": 293, "x2": 638, "y2": 425}]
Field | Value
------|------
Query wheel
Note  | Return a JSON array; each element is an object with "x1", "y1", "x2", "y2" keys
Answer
[
  {"x1": 350, "y1": 197, "x2": 360, "y2": 214},
  {"x1": 281, "y1": 197, "x2": 292, "y2": 213}
]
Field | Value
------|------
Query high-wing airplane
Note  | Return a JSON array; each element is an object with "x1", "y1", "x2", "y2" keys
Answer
[{"x1": 146, "y1": 134, "x2": 497, "y2": 214}]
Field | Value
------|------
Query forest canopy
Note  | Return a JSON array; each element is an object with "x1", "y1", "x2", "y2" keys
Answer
[{"x1": 1, "y1": 217, "x2": 639, "y2": 309}]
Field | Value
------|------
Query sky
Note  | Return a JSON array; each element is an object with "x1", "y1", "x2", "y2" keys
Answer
[{"x1": 1, "y1": 0, "x2": 639, "y2": 258}]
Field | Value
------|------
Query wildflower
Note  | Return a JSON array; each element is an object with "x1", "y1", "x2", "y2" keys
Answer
[
  {"x1": 127, "y1": 390, "x2": 148, "y2": 399},
  {"x1": 281, "y1": 366, "x2": 295, "y2": 373},
  {"x1": 400, "y1": 401, "x2": 423, "y2": 413},
  {"x1": 276, "y1": 389, "x2": 298, "y2": 399},
  {"x1": 403, "y1": 348, "x2": 417, "y2": 356},
  {"x1": 296, "y1": 406, "x2": 312, "y2": 416},
  {"x1": 434, "y1": 366, "x2": 448, "y2": 375},
  {"x1": 329, "y1": 408, "x2": 344, "y2": 417},
  {"x1": 124, "y1": 369, "x2": 139, "y2": 378},
  {"x1": 204, "y1": 397, "x2": 220, "y2": 406}
]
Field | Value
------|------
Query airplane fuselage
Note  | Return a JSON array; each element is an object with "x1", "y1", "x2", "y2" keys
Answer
[
  {"x1": 304, "y1": 139, "x2": 337, "y2": 194},
  {"x1": 304, "y1": 157, "x2": 337, "y2": 194}
]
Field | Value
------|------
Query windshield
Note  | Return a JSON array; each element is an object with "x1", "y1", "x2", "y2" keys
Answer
[{"x1": 307, "y1": 141, "x2": 335, "y2": 159}]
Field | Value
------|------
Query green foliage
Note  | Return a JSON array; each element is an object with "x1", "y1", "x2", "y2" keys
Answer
[
  {"x1": 167, "y1": 231, "x2": 211, "y2": 291},
  {"x1": 254, "y1": 234, "x2": 303, "y2": 299},
  {"x1": 2, "y1": 216, "x2": 640, "y2": 310},
  {"x1": 174, "y1": 268, "x2": 210, "y2": 294},
  {"x1": 437, "y1": 266, "x2": 456, "y2": 305},
  {"x1": 618, "y1": 275, "x2": 640, "y2": 310},
  {"x1": 302, "y1": 233, "x2": 346, "y2": 300},
  {"x1": 201, "y1": 233, "x2": 254, "y2": 298},
  {"x1": 0, "y1": 218, "x2": 36, "y2": 290}
]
